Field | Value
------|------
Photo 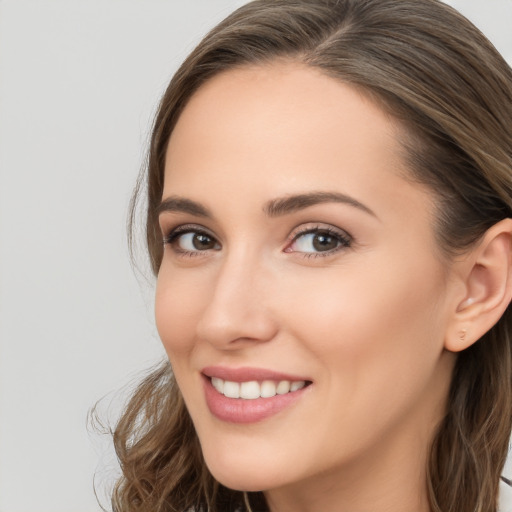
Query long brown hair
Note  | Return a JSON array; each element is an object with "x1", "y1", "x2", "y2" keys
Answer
[{"x1": 114, "y1": 1, "x2": 512, "y2": 510}]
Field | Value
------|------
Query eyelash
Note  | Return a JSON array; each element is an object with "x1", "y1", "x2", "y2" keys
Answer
[
  {"x1": 287, "y1": 225, "x2": 352, "y2": 258},
  {"x1": 162, "y1": 223, "x2": 353, "y2": 259},
  {"x1": 163, "y1": 224, "x2": 219, "y2": 257}
]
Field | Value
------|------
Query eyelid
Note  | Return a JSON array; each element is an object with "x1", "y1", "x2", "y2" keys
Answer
[
  {"x1": 162, "y1": 223, "x2": 216, "y2": 244},
  {"x1": 162, "y1": 221, "x2": 352, "y2": 259},
  {"x1": 162, "y1": 223, "x2": 221, "y2": 259},
  {"x1": 285, "y1": 223, "x2": 353, "y2": 257},
  {"x1": 288, "y1": 222, "x2": 352, "y2": 240}
]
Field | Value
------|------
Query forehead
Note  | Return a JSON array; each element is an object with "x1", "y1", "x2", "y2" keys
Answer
[
  {"x1": 163, "y1": 63, "x2": 434, "y2": 230},
  {"x1": 167, "y1": 63, "x2": 400, "y2": 159}
]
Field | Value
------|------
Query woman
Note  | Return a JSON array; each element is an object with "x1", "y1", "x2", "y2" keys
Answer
[{"x1": 112, "y1": 0, "x2": 512, "y2": 510}]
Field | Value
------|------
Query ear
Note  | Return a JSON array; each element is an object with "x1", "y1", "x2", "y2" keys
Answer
[{"x1": 445, "y1": 218, "x2": 512, "y2": 352}]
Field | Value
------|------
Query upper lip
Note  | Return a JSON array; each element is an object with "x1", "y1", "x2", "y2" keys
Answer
[{"x1": 201, "y1": 366, "x2": 311, "y2": 383}]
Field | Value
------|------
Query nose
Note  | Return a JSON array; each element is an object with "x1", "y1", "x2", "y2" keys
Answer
[{"x1": 195, "y1": 254, "x2": 278, "y2": 349}]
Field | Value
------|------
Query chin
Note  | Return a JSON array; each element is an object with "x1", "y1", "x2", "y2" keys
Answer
[
  {"x1": 202, "y1": 449, "x2": 288, "y2": 492},
  {"x1": 208, "y1": 467, "x2": 267, "y2": 492}
]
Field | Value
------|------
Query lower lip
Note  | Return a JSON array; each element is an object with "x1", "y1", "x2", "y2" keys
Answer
[{"x1": 203, "y1": 376, "x2": 309, "y2": 424}]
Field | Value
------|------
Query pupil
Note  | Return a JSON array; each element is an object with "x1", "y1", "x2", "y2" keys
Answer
[
  {"x1": 193, "y1": 234, "x2": 214, "y2": 250},
  {"x1": 313, "y1": 233, "x2": 337, "y2": 252}
]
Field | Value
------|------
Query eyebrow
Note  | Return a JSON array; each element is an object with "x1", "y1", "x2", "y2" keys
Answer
[
  {"x1": 264, "y1": 191, "x2": 377, "y2": 218},
  {"x1": 157, "y1": 196, "x2": 212, "y2": 218},
  {"x1": 157, "y1": 191, "x2": 376, "y2": 219}
]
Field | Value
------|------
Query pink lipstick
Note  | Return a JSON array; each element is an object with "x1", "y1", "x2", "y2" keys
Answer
[{"x1": 201, "y1": 366, "x2": 311, "y2": 424}]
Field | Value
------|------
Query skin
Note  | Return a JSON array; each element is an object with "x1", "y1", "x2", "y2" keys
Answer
[{"x1": 155, "y1": 63, "x2": 463, "y2": 512}]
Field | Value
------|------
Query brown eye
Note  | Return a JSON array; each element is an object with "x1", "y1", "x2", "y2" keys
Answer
[
  {"x1": 191, "y1": 233, "x2": 217, "y2": 250},
  {"x1": 312, "y1": 232, "x2": 339, "y2": 252},
  {"x1": 288, "y1": 228, "x2": 352, "y2": 255},
  {"x1": 168, "y1": 231, "x2": 221, "y2": 253}
]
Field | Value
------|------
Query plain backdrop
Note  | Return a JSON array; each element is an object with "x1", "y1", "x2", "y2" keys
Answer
[{"x1": 0, "y1": 1, "x2": 511, "y2": 511}]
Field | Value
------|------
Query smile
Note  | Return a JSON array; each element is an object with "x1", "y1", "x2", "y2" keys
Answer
[
  {"x1": 211, "y1": 377, "x2": 307, "y2": 399},
  {"x1": 201, "y1": 367, "x2": 312, "y2": 423}
]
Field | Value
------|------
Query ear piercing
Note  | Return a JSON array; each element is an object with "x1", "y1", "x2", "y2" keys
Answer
[{"x1": 458, "y1": 329, "x2": 467, "y2": 341}]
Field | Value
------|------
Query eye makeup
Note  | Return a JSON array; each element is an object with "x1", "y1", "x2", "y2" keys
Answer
[{"x1": 162, "y1": 221, "x2": 353, "y2": 260}]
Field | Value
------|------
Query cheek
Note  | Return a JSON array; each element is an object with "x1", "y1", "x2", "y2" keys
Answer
[
  {"x1": 155, "y1": 268, "x2": 205, "y2": 357},
  {"x1": 273, "y1": 258, "x2": 451, "y2": 457},
  {"x1": 279, "y1": 254, "x2": 448, "y2": 382}
]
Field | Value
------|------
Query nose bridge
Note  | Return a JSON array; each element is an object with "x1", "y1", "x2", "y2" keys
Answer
[{"x1": 196, "y1": 246, "x2": 277, "y2": 347}]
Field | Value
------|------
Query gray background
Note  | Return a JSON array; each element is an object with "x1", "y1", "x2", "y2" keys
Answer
[{"x1": 0, "y1": 1, "x2": 511, "y2": 511}]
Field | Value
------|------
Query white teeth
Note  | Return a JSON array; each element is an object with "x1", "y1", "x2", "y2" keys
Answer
[
  {"x1": 240, "y1": 381, "x2": 260, "y2": 400},
  {"x1": 211, "y1": 377, "x2": 224, "y2": 394},
  {"x1": 276, "y1": 380, "x2": 291, "y2": 394},
  {"x1": 290, "y1": 381, "x2": 306, "y2": 392},
  {"x1": 212, "y1": 378, "x2": 307, "y2": 399},
  {"x1": 260, "y1": 380, "x2": 277, "y2": 398},
  {"x1": 223, "y1": 381, "x2": 240, "y2": 399}
]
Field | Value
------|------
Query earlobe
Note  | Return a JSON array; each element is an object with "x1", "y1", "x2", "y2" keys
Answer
[{"x1": 445, "y1": 218, "x2": 512, "y2": 353}]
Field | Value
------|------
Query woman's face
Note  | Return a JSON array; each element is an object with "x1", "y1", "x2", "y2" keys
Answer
[{"x1": 156, "y1": 64, "x2": 458, "y2": 501}]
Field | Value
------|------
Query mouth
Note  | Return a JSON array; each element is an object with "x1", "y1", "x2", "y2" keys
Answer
[
  {"x1": 200, "y1": 367, "x2": 312, "y2": 423},
  {"x1": 210, "y1": 377, "x2": 308, "y2": 399}
]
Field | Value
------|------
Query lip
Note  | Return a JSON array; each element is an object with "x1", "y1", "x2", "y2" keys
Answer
[
  {"x1": 201, "y1": 366, "x2": 312, "y2": 424},
  {"x1": 201, "y1": 365, "x2": 310, "y2": 383}
]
